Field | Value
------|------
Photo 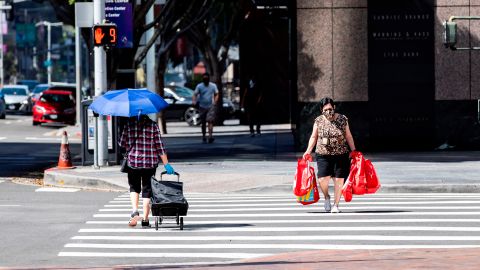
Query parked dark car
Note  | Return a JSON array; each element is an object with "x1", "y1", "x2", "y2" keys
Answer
[
  {"x1": 0, "y1": 96, "x2": 5, "y2": 119},
  {"x1": 163, "y1": 86, "x2": 199, "y2": 126},
  {"x1": 163, "y1": 85, "x2": 236, "y2": 126},
  {"x1": 32, "y1": 90, "x2": 76, "y2": 126}
]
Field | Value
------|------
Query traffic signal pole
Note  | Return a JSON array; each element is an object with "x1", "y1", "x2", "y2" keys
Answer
[{"x1": 94, "y1": 0, "x2": 108, "y2": 166}]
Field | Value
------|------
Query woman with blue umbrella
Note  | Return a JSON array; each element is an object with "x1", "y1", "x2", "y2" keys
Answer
[{"x1": 90, "y1": 89, "x2": 176, "y2": 228}]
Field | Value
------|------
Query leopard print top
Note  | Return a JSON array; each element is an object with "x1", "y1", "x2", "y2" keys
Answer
[{"x1": 315, "y1": 114, "x2": 349, "y2": 155}]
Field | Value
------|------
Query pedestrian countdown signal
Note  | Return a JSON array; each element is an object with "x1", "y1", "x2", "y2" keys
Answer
[{"x1": 93, "y1": 24, "x2": 117, "y2": 47}]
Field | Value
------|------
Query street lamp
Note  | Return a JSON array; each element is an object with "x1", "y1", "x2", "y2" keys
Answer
[{"x1": 35, "y1": 21, "x2": 63, "y2": 84}]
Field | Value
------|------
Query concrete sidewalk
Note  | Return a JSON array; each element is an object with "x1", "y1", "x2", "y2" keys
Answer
[{"x1": 44, "y1": 120, "x2": 480, "y2": 193}]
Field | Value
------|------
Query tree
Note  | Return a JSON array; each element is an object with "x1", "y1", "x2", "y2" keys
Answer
[
  {"x1": 48, "y1": 0, "x2": 212, "y2": 132},
  {"x1": 185, "y1": 0, "x2": 249, "y2": 123}
]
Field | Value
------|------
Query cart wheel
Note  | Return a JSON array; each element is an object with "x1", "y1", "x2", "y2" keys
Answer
[
  {"x1": 176, "y1": 214, "x2": 180, "y2": 225},
  {"x1": 180, "y1": 217, "x2": 184, "y2": 230},
  {"x1": 155, "y1": 217, "x2": 159, "y2": 231}
]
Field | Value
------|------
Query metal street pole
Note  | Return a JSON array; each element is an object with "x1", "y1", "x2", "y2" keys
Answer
[
  {"x1": 35, "y1": 21, "x2": 63, "y2": 85},
  {"x1": 146, "y1": 4, "x2": 155, "y2": 121},
  {"x1": 0, "y1": 3, "x2": 11, "y2": 87},
  {"x1": 93, "y1": 0, "x2": 108, "y2": 166},
  {"x1": 47, "y1": 22, "x2": 51, "y2": 84},
  {"x1": 0, "y1": 11, "x2": 4, "y2": 87}
]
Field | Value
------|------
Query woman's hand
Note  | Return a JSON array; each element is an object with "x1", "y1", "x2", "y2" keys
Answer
[
  {"x1": 302, "y1": 152, "x2": 312, "y2": 160},
  {"x1": 164, "y1": 163, "x2": 175, "y2": 174}
]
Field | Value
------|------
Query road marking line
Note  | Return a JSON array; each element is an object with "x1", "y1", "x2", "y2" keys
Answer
[
  {"x1": 71, "y1": 235, "x2": 480, "y2": 241},
  {"x1": 92, "y1": 212, "x2": 480, "y2": 218},
  {"x1": 78, "y1": 226, "x2": 480, "y2": 233},
  {"x1": 0, "y1": 157, "x2": 35, "y2": 160},
  {"x1": 111, "y1": 197, "x2": 480, "y2": 203},
  {"x1": 104, "y1": 200, "x2": 480, "y2": 208},
  {"x1": 5, "y1": 121, "x2": 11, "y2": 124},
  {"x1": 98, "y1": 206, "x2": 480, "y2": 212},
  {"x1": 43, "y1": 130, "x2": 58, "y2": 136},
  {"x1": 0, "y1": 180, "x2": 4, "y2": 184},
  {"x1": 0, "y1": 137, "x2": 6, "y2": 140},
  {"x1": 115, "y1": 193, "x2": 480, "y2": 200},
  {"x1": 63, "y1": 243, "x2": 480, "y2": 250},
  {"x1": 85, "y1": 219, "x2": 480, "y2": 225},
  {"x1": 58, "y1": 252, "x2": 270, "y2": 259},
  {"x1": 0, "y1": 205, "x2": 21, "y2": 207},
  {"x1": 25, "y1": 137, "x2": 80, "y2": 141},
  {"x1": 35, "y1": 187, "x2": 80, "y2": 192}
]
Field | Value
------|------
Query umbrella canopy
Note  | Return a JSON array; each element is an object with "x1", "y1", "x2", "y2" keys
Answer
[{"x1": 89, "y1": 88, "x2": 169, "y2": 117}]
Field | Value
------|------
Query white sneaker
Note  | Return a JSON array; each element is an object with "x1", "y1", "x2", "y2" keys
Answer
[
  {"x1": 324, "y1": 197, "x2": 331, "y2": 212},
  {"x1": 331, "y1": 204, "x2": 340, "y2": 213}
]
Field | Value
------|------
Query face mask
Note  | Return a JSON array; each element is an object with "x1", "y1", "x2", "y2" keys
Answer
[{"x1": 323, "y1": 109, "x2": 334, "y2": 118}]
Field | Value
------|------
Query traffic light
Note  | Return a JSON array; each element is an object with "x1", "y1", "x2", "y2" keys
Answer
[
  {"x1": 443, "y1": 21, "x2": 457, "y2": 50},
  {"x1": 92, "y1": 24, "x2": 117, "y2": 47}
]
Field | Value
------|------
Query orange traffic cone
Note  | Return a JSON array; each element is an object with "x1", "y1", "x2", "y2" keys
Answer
[{"x1": 57, "y1": 131, "x2": 74, "y2": 169}]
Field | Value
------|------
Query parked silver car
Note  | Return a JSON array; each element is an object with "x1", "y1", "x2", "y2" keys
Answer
[{"x1": 0, "y1": 85, "x2": 30, "y2": 113}]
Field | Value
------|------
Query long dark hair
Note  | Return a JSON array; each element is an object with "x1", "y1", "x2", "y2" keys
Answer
[{"x1": 319, "y1": 97, "x2": 335, "y2": 109}]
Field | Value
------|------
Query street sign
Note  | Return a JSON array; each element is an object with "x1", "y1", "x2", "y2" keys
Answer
[
  {"x1": 92, "y1": 24, "x2": 117, "y2": 47},
  {"x1": 105, "y1": 0, "x2": 133, "y2": 48}
]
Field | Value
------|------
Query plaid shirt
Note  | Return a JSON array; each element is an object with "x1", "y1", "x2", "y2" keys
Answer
[{"x1": 119, "y1": 118, "x2": 166, "y2": 169}]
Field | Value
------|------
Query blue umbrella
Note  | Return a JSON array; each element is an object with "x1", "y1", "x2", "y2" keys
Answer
[{"x1": 89, "y1": 88, "x2": 169, "y2": 117}]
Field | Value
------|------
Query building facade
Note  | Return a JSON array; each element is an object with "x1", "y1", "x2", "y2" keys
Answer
[{"x1": 296, "y1": 0, "x2": 480, "y2": 151}]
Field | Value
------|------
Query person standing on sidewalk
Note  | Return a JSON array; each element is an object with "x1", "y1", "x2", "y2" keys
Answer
[
  {"x1": 303, "y1": 97, "x2": 356, "y2": 213},
  {"x1": 241, "y1": 76, "x2": 263, "y2": 137},
  {"x1": 119, "y1": 115, "x2": 175, "y2": 228},
  {"x1": 193, "y1": 73, "x2": 219, "y2": 143}
]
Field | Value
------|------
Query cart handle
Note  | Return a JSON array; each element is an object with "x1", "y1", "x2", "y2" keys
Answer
[{"x1": 160, "y1": 171, "x2": 180, "y2": 181}]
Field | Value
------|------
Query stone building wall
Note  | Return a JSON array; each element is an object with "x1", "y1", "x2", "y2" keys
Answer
[{"x1": 295, "y1": 0, "x2": 480, "y2": 151}]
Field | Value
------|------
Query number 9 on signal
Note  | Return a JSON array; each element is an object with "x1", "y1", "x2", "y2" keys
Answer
[{"x1": 93, "y1": 24, "x2": 118, "y2": 47}]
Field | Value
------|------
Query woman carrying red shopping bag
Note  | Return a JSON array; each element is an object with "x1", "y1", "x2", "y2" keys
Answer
[{"x1": 303, "y1": 97, "x2": 357, "y2": 213}]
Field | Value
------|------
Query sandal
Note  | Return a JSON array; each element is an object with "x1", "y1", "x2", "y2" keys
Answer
[{"x1": 128, "y1": 211, "x2": 140, "y2": 227}]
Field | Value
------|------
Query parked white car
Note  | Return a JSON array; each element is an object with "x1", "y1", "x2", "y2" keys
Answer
[{"x1": 0, "y1": 85, "x2": 30, "y2": 113}]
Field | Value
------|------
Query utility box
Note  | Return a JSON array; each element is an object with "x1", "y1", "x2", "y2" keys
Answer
[
  {"x1": 80, "y1": 99, "x2": 121, "y2": 166},
  {"x1": 443, "y1": 21, "x2": 457, "y2": 49}
]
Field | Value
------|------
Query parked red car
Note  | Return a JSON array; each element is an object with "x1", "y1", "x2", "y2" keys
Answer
[{"x1": 32, "y1": 90, "x2": 76, "y2": 126}]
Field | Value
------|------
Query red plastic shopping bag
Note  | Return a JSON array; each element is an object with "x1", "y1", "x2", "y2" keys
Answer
[
  {"x1": 342, "y1": 178, "x2": 353, "y2": 202},
  {"x1": 296, "y1": 177, "x2": 320, "y2": 205},
  {"x1": 293, "y1": 154, "x2": 315, "y2": 196},
  {"x1": 365, "y1": 159, "x2": 381, "y2": 193},
  {"x1": 342, "y1": 151, "x2": 381, "y2": 202}
]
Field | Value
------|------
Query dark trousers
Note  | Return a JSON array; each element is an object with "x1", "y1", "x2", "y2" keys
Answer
[
  {"x1": 246, "y1": 107, "x2": 261, "y2": 134},
  {"x1": 127, "y1": 168, "x2": 156, "y2": 198}
]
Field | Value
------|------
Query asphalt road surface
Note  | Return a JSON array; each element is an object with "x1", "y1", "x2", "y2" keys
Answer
[
  {"x1": 2, "y1": 180, "x2": 480, "y2": 268},
  {"x1": 0, "y1": 114, "x2": 80, "y2": 177}
]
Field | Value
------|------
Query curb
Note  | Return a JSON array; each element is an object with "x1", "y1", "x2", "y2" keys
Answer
[
  {"x1": 43, "y1": 168, "x2": 126, "y2": 192},
  {"x1": 43, "y1": 168, "x2": 480, "y2": 193}
]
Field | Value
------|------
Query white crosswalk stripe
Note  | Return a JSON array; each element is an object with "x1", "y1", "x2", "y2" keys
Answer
[{"x1": 59, "y1": 192, "x2": 480, "y2": 265}]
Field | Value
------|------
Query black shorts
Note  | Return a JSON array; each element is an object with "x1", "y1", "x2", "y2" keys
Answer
[
  {"x1": 127, "y1": 168, "x2": 156, "y2": 198},
  {"x1": 316, "y1": 154, "x2": 350, "y2": 179}
]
